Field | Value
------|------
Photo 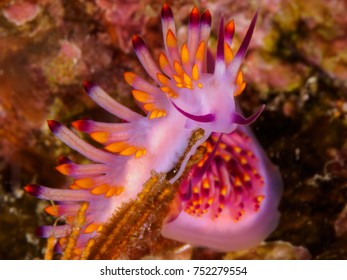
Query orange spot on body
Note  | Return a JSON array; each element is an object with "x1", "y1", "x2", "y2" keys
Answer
[
  {"x1": 55, "y1": 163, "x2": 72, "y2": 175},
  {"x1": 180, "y1": 43, "x2": 190, "y2": 65},
  {"x1": 84, "y1": 222, "x2": 99, "y2": 234},
  {"x1": 183, "y1": 72, "x2": 192, "y2": 88},
  {"x1": 105, "y1": 141, "x2": 128, "y2": 153},
  {"x1": 172, "y1": 74, "x2": 182, "y2": 84},
  {"x1": 124, "y1": 72, "x2": 137, "y2": 86},
  {"x1": 149, "y1": 109, "x2": 166, "y2": 119},
  {"x1": 166, "y1": 29, "x2": 177, "y2": 48},
  {"x1": 173, "y1": 61, "x2": 184, "y2": 76},
  {"x1": 135, "y1": 148, "x2": 147, "y2": 158},
  {"x1": 224, "y1": 43, "x2": 234, "y2": 64},
  {"x1": 239, "y1": 156, "x2": 248, "y2": 165},
  {"x1": 233, "y1": 146, "x2": 242, "y2": 153},
  {"x1": 143, "y1": 103, "x2": 156, "y2": 111},
  {"x1": 90, "y1": 131, "x2": 109, "y2": 144},
  {"x1": 157, "y1": 73, "x2": 169, "y2": 85},
  {"x1": 195, "y1": 41, "x2": 205, "y2": 62},
  {"x1": 234, "y1": 177, "x2": 242, "y2": 187},
  {"x1": 192, "y1": 64, "x2": 199, "y2": 81},
  {"x1": 256, "y1": 195, "x2": 265, "y2": 203},
  {"x1": 91, "y1": 184, "x2": 109, "y2": 195},
  {"x1": 105, "y1": 187, "x2": 118, "y2": 198},
  {"x1": 70, "y1": 183, "x2": 80, "y2": 190},
  {"x1": 132, "y1": 90, "x2": 151, "y2": 103},
  {"x1": 243, "y1": 174, "x2": 251, "y2": 182},
  {"x1": 44, "y1": 205, "x2": 59, "y2": 216},
  {"x1": 234, "y1": 82, "x2": 246, "y2": 96},
  {"x1": 119, "y1": 145, "x2": 138, "y2": 156},
  {"x1": 75, "y1": 178, "x2": 94, "y2": 189},
  {"x1": 159, "y1": 52, "x2": 170, "y2": 71}
]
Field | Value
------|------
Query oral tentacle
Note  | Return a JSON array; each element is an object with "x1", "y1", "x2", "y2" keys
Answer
[
  {"x1": 231, "y1": 104, "x2": 265, "y2": 125},
  {"x1": 171, "y1": 101, "x2": 215, "y2": 123},
  {"x1": 227, "y1": 11, "x2": 258, "y2": 78}
]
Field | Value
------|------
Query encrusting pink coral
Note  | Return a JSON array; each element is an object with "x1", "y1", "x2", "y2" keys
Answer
[
  {"x1": 2, "y1": 1, "x2": 41, "y2": 26},
  {"x1": 24, "y1": 3, "x2": 282, "y2": 257}
]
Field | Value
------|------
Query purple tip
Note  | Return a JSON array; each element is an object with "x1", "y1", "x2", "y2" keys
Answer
[
  {"x1": 189, "y1": 6, "x2": 200, "y2": 27},
  {"x1": 71, "y1": 119, "x2": 91, "y2": 132},
  {"x1": 24, "y1": 184, "x2": 41, "y2": 197},
  {"x1": 58, "y1": 156, "x2": 73, "y2": 165},
  {"x1": 47, "y1": 120, "x2": 61, "y2": 134},
  {"x1": 216, "y1": 16, "x2": 225, "y2": 61},
  {"x1": 171, "y1": 101, "x2": 215, "y2": 123},
  {"x1": 132, "y1": 35, "x2": 145, "y2": 51},
  {"x1": 201, "y1": 9, "x2": 211, "y2": 26},
  {"x1": 161, "y1": 3, "x2": 173, "y2": 20},
  {"x1": 54, "y1": 242, "x2": 63, "y2": 254},
  {"x1": 231, "y1": 104, "x2": 265, "y2": 125},
  {"x1": 235, "y1": 11, "x2": 258, "y2": 61},
  {"x1": 35, "y1": 226, "x2": 46, "y2": 237},
  {"x1": 83, "y1": 80, "x2": 97, "y2": 95}
]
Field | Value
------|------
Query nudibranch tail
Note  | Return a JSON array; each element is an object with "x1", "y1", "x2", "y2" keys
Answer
[{"x1": 24, "y1": 3, "x2": 282, "y2": 258}]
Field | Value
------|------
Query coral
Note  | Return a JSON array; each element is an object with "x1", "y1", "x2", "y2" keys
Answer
[
  {"x1": 224, "y1": 241, "x2": 311, "y2": 260},
  {"x1": 2, "y1": 1, "x2": 40, "y2": 26},
  {"x1": 43, "y1": 40, "x2": 88, "y2": 87},
  {"x1": 94, "y1": 0, "x2": 156, "y2": 53}
]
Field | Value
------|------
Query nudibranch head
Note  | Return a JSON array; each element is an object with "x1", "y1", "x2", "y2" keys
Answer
[{"x1": 127, "y1": 4, "x2": 263, "y2": 134}]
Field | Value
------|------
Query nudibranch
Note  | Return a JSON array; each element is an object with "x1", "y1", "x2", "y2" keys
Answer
[{"x1": 25, "y1": 4, "x2": 282, "y2": 257}]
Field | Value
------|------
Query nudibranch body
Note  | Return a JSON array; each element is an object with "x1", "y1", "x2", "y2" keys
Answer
[{"x1": 25, "y1": 4, "x2": 282, "y2": 256}]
